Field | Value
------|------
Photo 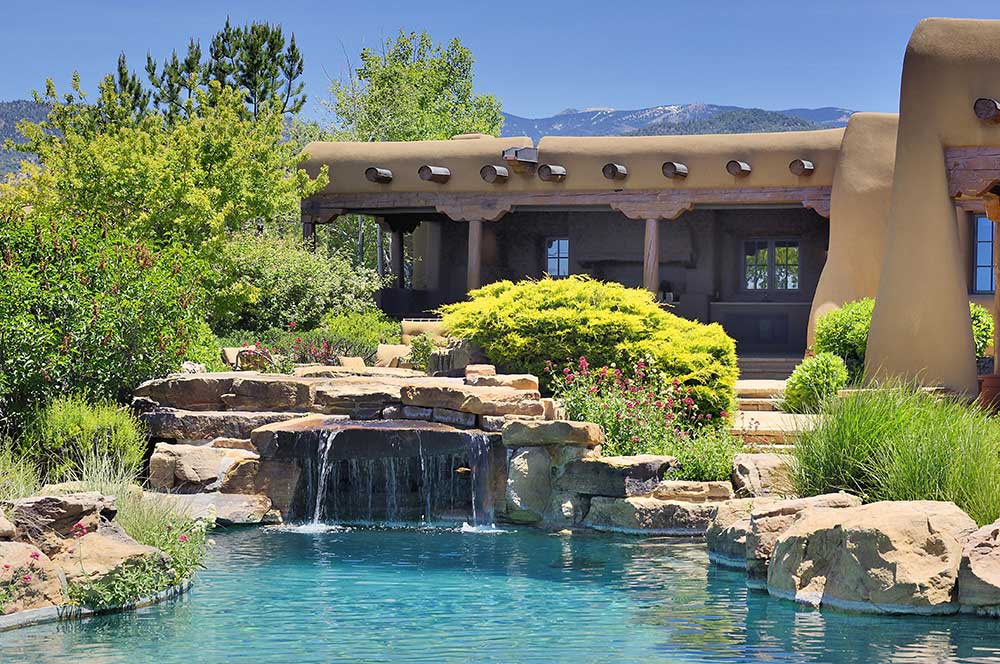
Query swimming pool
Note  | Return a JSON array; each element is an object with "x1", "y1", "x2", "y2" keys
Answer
[{"x1": 5, "y1": 525, "x2": 1000, "y2": 663}]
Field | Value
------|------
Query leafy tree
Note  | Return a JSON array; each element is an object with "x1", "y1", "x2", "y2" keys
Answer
[
  {"x1": 308, "y1": 31, "x2": 503, "y2": 266},
  {"x1": 329, "y1": 31, "x2": 503, "y2": 141},
  {"x1": 144, "y1": 19, "x2": 305, "y2": 122},
  {"x1": 7, "y1": 75, "x2": 326, "y2": 255}
]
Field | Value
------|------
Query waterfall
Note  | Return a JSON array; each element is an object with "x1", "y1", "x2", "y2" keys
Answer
[
  {"x1": 303, "y1": 426, "x2": 500, "y2": 527},
  {"x1": 311, "y1": 430, "x2": 337, "y2": 524},
  {"x1": 468, "y1": 433, "x2": 493, "y2": 527}
]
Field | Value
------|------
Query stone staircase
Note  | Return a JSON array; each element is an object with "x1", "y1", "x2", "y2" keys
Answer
[{"x1": 737, "y1": 356, "x2": 802, "y2": 380}]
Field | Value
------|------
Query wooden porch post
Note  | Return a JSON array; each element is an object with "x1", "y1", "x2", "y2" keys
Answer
[
  {"x1": 391, "y1": 229, "x2": 405, "y2": 289},
  {"x1": 467, "y1": 219, "x2": 483, "y2": 293},
  {"x1": 643, "y1": 218, "x2": 660, "y2": 295}
]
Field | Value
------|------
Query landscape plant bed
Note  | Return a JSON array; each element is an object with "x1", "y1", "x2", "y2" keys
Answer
[{"x1": 0, "y1": 580, "x2": 192, "y2": 633}]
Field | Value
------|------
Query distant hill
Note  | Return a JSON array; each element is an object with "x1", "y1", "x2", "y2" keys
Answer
[
  {"x1": 627, "y1": 108, "x2": 820, "y2": 136},
  {"x1": 501, "y1": 104, "x2": 853, "y2": 140},
  {"x1": 0, "y1": 100, "x2": 47, "y2": 175}
]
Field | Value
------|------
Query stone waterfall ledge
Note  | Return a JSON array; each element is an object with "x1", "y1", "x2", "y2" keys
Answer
[{"x1": 141, "y1": 409, "x2": 308, "y2": 443}]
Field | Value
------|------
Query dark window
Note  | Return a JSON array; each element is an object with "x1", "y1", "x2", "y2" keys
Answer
[
  {"x1": 974, "y1": 215, "x2": 995, "y2": 293},
  {"x1": 546, "y1": 238, "x2": 570, "y2": 278},
  {"x1": 743, "y1": 240, "x2": 770, "y2": 290},
  {"x1": 743, "y1": 239, "x2": 800, "y2": 291}
]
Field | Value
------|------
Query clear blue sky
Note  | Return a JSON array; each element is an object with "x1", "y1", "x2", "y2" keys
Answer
[{"x1": 4, "y1": 1, "x2": 1000, "y2": 118}]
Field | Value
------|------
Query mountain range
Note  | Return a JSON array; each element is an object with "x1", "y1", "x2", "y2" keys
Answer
[
  {"x1": 501, "y1": 105, "x2": 853, "y2": 140},
  {"x1": 0, "y1": 100, "x2": 855, "y2": 175}
]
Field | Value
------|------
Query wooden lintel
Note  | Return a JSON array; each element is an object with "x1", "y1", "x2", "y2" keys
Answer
[{"x1": 305, "y1": 185, "x2": 833, "y2": 223}]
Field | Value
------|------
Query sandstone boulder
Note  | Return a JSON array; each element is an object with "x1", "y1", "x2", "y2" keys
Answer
[
  {"x1": 768, "y1": 501, "x2": 977, "y2": 614},
  {"x1": 745, "y1": 492, "x2": 861, "y2": 587},
  {"x1": 555, "y1": 455, "x2": 677, "y2": 498},
  {"x1": 400, "y1": 384, "x2": 543, "y2": 417},
  {"x1": 732, "y1": 453, "x2": 795, "y2": 498},
  {"x1": 0, "y1": 511, "x2": 14, "y2": 540},
  {"x1": 221, "y1": 376, "x2": 317, "y2": 411},
  {"x1": 958, "y1": 517, "x2": 1000, "y2": 614},
  {"x1": 134, "y1": 373, "x2": 246, "y2": 410},
  {"x1": 51, "y1": 522, "x2": 169, "y2": 585},
  {"x1": 141, "y1": 408, "x2": 305, "y2": 443},
  {"x1": 313, "y1": 379, "x2": 404, "y2": 417},
  {"x1": 431, "y1": 408, "x2": 477, "y2": 428},
  {"x1": 148, "y1": 443, "x2": 258, "y2": 493},
  {"x1": 504, "y1": 447, "x2": 552, "y2": 524},
  {"x1": 705, "y1": 498, "x2": 775, "y2": 569},
  {"x1": 0, "y1": 542, "x2": 64, "y2": 614},
  {"x1": 466, "y1": 374, "x2": 540, "y2": 391},
  {"x1": 153, "y1": 492, "x2": 279, "y2": 525},
  {"x1": 502, "y1": 420, "x2": 604, "y2": 448},
  {"x1": 583, "y1": 496, "x2": 718, "y2": 535},
  {"x1": 464, "y1": 364, "x2": 497, "y2": 379},
  {"x1": 651, "y1": 480, "x2": 733, "y2": 503},
  {"x1": 9, "y1": 493, "x2": 117, "y2": 554}
]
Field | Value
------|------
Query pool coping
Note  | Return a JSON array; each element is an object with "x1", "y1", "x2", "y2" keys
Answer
[{"x1": 0, "y1": 579, "x2": 192, "y2": 632}]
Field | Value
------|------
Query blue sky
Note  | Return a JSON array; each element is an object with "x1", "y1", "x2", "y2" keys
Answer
[{"x1": 4, "y1": 1, "x2": 1000, "y2": 118}]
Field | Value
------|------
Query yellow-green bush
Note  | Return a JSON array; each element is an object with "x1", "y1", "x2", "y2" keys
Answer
[{"x1": 439, "y1": 276, "x2": 737, "y2": 415}]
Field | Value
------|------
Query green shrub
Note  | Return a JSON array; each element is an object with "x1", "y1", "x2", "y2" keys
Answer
[
  {"x1": 440, "y1": 276, "x2": 737, "y2": 416},
  {"x1": 16, "y1": 396, "x2": 147, "y2": 483},
  {"x1": 793, "y1": 384, "x2": 1000, "y2": 526},
  {"x1": 971, "y1": 302, "x2": 994, "y2": 357},
  {"x1": 814, "y1": 298, "x2": 874, "y2": 378},
  {"x1": 408, "y1": 333, "x2": 439, "y2": 372},
  {"x1": 783, "y1": 352, "x2": 849, "y2": 414},
  {"x1": 0, "y1": 210, "x2": 210, "y2": 433},
  {"x1": 208, "y1": 233, "x2": 385, "y2": 335},
  {"x1": 815, "y1": 299, "x2": 993, "y2": 380}
]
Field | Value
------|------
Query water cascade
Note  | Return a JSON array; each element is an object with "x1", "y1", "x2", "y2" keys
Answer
[{"x1": 296, "y1": 421, "x2": 504, "y2": 526}]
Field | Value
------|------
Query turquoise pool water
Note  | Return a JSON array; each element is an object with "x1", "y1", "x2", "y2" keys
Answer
[{"x1": 5, "y1": 525, "x2": 1000, "y2": 663}]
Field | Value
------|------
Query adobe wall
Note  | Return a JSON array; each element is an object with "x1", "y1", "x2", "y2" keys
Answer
[
  {"x1": 867, "y1": 18, "x2": 1000, "y2": 393},
  {"x1": 807, "y1": 113, "x2": 898, "y2": 345}
]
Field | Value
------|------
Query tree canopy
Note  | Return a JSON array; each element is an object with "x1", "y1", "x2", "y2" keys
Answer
[{"x1": 329, "y1": 31, "x2": 503, "y2": 141}]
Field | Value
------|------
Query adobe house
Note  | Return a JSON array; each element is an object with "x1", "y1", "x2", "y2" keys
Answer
[{"x1": 301, "y1": 18, "x2": 1000, "y2": 396}]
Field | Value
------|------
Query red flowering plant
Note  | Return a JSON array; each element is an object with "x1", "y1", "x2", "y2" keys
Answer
[{"x1": 548, "y1": 356, "x2": 738, "y2": 480}]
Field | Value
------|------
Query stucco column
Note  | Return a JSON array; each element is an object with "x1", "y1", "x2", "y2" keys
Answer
[
  {"x1": 643, "y1": 218, "x2": 660, "y2": 294},
  {"x1": 391, "y1": 229, "x2": 405, "y2": 289},
  {"x1": 412, "y1": 220, "x2": 441, "y2": 291},
  {"x1": 467, "y1": 219, "x2": 483, "y2": 293}
]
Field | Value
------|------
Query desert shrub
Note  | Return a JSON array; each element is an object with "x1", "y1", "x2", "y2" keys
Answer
[
  {"x1": 0, "y1": 446, "x2": 41, "y2": 503},
  {"x1": 15, "y1": 396, "x2": 147, "y2": 482},
  {"x1": 670, "y1": 428, "x2": 743, "y2": 482},
  {"x1": 783, "y1": 352, "x2": 849, "y2": 414},
  {"x1": 815, "y1": 299, "x2": 993, "y2": 379},
  {"x1": 793, "y1": 384, "x2": 1000, "y2": 526},
  {"x1": 408, "y1": 333, "x2": 440, "y2": 372},
  {"x1": 0, "y1": 210, "x2": 210, "y2": 433},
  {"x1": 440, "y1": 276, "x2": 737, "y2": 416},
  {"x1": 971, "y1": 302, "x2": 994, "y2": 357},
  {"x1": 208, "y1": 233, "x2": 385, "y2": 335},
  {"x1": 220, "y1": 311, "x2": 402, "y2": 366}
]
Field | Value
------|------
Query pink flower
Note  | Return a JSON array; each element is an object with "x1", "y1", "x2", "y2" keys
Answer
[
  {"x1": 3, "y1": 563, "x2": 10, "y2": 570},
  {"x1": 630, "y1": 436, "x2": 640, "y2": 443},
  {"x1": 578, "y1": 356, "x2": 589, "y2": 371},
  {"x1": 29, "y1": 551, "x2": 39, "y2": 561},
  {"x1": 178, "y1": 534, "x2": 189, "y2": 543},
  {"x1": 21, "y1": 575, "x2": 32, "y2": 585},
  {"x1": 720, "y1": 411, "x2": 729, "y2": 419},
  {"x1": 288, "y1": 321, "x2": 297, "y2": 330}
]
